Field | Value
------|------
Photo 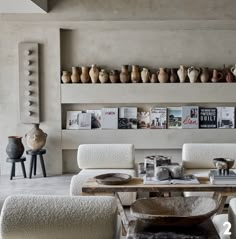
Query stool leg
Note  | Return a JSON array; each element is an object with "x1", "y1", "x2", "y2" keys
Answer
[
  {"x1": 39, "y1": 155, "x2": 46, "y2": 177},
  {"x1": 29, "y1": 156, "x2": 34, "y2": 179},
  {"x1": 10, "y1": 163, "x2": 15, "y2": 180},
  {"x1": 34, "y1": 156, "x2": 37, "y2": 175},
  {"x1": 21, "y1": 162, "x2": 27, "y2": 178},
  {"x1": 12, "y1": 162, "x2": 15, "y2": 177}
]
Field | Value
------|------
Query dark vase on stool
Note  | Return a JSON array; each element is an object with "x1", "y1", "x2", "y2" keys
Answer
[{"x1": 6, "y1": 136, "x2": 24, "y2": 159}]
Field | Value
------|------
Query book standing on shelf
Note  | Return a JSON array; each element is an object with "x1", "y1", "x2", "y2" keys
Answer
[
  {"x1": 150, "y1": 107, "x2": 167, "y2": 129},
  {"x1": 86, "y1": 110, "x2": 101, "y2": 129},
  {"x1": 199, "y1": 107, "x2": 217, "y2": 128},
  {"x1": 217, "y1": 107, "x2": 235, "y2": 128},
  {"x1": 66, "y1": 111, "x2": 82, "y2": 129},
  {"x1": 182, "y1": 106, "x2": 199, "y2": 129},
  {"x1": 118, "y1": 107, "x2": 137, "y2": 129},
  {"x1": 167, "y1": 107, "x2": 182, "y2": 129},
  {"x1": 101, "y1": 108, "x2": 118, "y2": 129},
  {"x1": 78, "y1": 113, "x2": 92, "y2": 129},
  {"x1": 137, "y1": 112, "x2": 150, "y2": 129}
]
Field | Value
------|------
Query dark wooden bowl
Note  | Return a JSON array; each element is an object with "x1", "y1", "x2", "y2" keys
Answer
[
  {"x1": 131, "y1": 196, "x2": 219, "y2": 226},
  {"x1": 213, "y1": 158, "x2": 235, "y2": 169},
  {"x1": 94, "y1": 173, "x2": 132, "y2": 185}
]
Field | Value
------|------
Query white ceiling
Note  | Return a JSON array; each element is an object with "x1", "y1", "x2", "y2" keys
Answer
[{"x1": 0, "y1": 0, "x2": 48, "y2": 13}]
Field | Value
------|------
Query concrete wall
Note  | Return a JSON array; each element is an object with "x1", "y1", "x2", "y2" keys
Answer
[{"x1": 1, "y1": 0, "x2": 236, "y2": 175}]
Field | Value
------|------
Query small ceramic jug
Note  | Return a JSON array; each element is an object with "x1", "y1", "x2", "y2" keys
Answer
[
  {"x1": 80, "y1": 66, "x2": 90, "y2": 83},
  {"x1": 150, "y1": 73, "x2": 158, "y2": 83},
  {"x1": 89, "y1": 64, "x2": 99, "y2": 83},
  {"x1": 226, "y1": 71, "x2": 234, "y2": 83},
  {"x1": 177, "y1": 65, "x2": 187, "y2": 83},
  {"x1": 131, "y1": 65, "x2": 141, "y2": 83},
  {"x1": 109, "y1": 70, "x2": 119, "y2": 83},
  {"x1": 157, "y1": 67, "x2": 169, "y2": 83},
  {"x1": 141, "y1": 68, "x2": 150, "y2": 83},
  {"x1": 61, "y1": 71, "x2": 71, "y2": 83},
  {"x1": 170, "y1": 69, "x2": 178, "y2": 83},
  {"x1": 200, "y1": 67, "x2": 209, "y2": 83},
  {"x1": 187, "y1": 66, "x2": 200, "y2": 83},
  {"x1": 120, "y1": 65, "x2": 130, "y2": 83},
  {"x1": 6, "y1": 136, "x2": 24, "y2": 159},
  {"x1": 211, "y1": 69, "x2": 223, "y2": 83},
  {"x1": 71, "y1": 67, "x2": 80, "y2": 83},
  {"x1": 231, "y1": 64, "x2": 236, "y2": 77},
  {"x1": 99, "y1": 69, "x2": 109, "y2": 83}
]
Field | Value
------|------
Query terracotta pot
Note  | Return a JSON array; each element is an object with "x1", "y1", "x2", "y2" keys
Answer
[
  {"x1": 177, "y1": 65, "x2": 187, "y2": 83},
  {"x1": 89, "y1": 64, "x2": 99, "y2": 83},
  {"x1": 131, "y1": 65, "x2": 141, "y2": 83},
  {"x1": 187, "y1": 66, "x2": 200, "y2": 83},
  {"x1": 25, "y1": 124, "x2": 47, "y2": 151},
  {"x1": 141, "y1": 68, "x2": 150, "y2": 83},
  {"x1": 61, "y1": 71, "x2": 71, "y2": 83},
  {"x1": 200, "y1": 68, "x2": 209, "y2": 83},
  {"x1": 71, "y1": 67, "x2": 80, "y2": 83},
  {"x1": 150, "y1": 73, "x2": 158, "y2": 83},
  {"x1": 80, "y1": 66, "x2": 90, "y2": 83},
  {"x1": 6, "y1": 136, "x2": 24, "y2": 159},
  {"x1": 170, "y1": 69, "x2": 178, "y2": 83},
  {"x1": 157, "y1": 68, "x2": 169, "y2": 83},
  {"x1": 120, "y1": 65, "x2": 130, "y2": 83},
  {"x1": 109, "y1": 70, "x2": 119, "y2": 83},
  {"x1": 211, "y1": 69, "x2": 223, "y2": 83},
  {"x1": 99, "y1": 69, "x2": 109, "y2": 83}
]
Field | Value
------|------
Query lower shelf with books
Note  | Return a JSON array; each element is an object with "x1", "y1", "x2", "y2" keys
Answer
[{"x1": 61, "y1": 129, "x2": 236, "y2": 150}]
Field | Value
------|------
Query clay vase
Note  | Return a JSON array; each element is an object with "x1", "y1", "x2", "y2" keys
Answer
[
  {"x1": 141, "y1": 68, "x2": 150, "y2": 83},
  {"x1": 61, "y1": 71, "x2": 71, "y2": 83},
  {"x1": 187, "y1": 66, "x2": 200, "y2": 83},
  {"x1": 71, "y1": 67, "x2": 80, "y2": 83},
  {"x1": 89, "y1": 64, "x2": 99, "y2": 84},
  {"x1": 80, "y1": 66, "x2": 90, "y2": 83},
  {"x1": 25, "y1": 124, "x2": 47, "y2": 151},
  {"x1": 231, "y1": 64, "x2": 236, "y2": 77},
  {"x1": 211, "y1": 69, "x2": 223, "y2": 83},
  {"x1": 131, "y1": 65, "x2": 141, "y2": 83},
  {"x1": 6, "y1": 136, "x2": 24, "y2": 159},
  {"x1": 120, "y1": 65, "x2": 130, "y2": 83},
  {"x1": 200, "y1": 67, "x2": 209, "y2": 83},
  {"x1": 150, "y1": 73, "x2": 158, "y2": 83},
  {"x1": 170, "y1": 69, "x2": 178, "y2": 83},
  {"x1": 177, "y1": 65, "x2": 187, "y2": 83},
  {"x1": 157, "y1": 67, "x2": 169, "y2": 83},
  {"x1": 109, "y1": 70, "x2": 119, "y2": 83},
  {"x1": 99, "y1": 69, "x2": 109, "y2": 83},
  {"x1": 226, "y1": 71, "x2": 234, "y2": 83}
]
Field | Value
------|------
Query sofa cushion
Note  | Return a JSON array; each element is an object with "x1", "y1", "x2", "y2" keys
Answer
[{"x1": 78, "y1": 144, "x2": 134, "y2": 169}]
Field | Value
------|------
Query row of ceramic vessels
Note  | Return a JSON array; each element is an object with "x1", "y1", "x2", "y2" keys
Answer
[{"x1": 61, "y1": 64, "x2": 236, "y2": 84}]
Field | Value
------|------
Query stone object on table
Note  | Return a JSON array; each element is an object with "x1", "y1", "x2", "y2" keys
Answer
[{"x1": 155, "y1": 167, "x2": 170, "y2": 180}]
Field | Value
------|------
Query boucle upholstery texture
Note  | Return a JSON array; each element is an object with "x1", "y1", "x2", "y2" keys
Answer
[
  {"x1": 0, "y1": 195, "x2": 118, "y2": 239},
  {"x1": 78, "y1": 144, "x2": 134, "y2": 169}
]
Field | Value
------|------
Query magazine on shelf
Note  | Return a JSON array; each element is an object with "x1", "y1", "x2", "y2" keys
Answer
[
  {"x1": 66, "y1": 111, "x2": 82, "y2": 129},
  {"x1": 199, "y1": 107, "x2": 217, "y2": 128},
  {"x1": 86, "y1": 110, "x2": 101, "y2": 129},
  {"x1": 118, "y1": 107, "x2": 137, "y2": 129},
  {"x1": 217, "y1": 107, "x2": 235, "y2": 128},
  {"x1": 78, "y1": 113, "x2": 91, "y2": 129},
  {"x1": 182, "y1": 106, "x2": 199, "y2": 129},
  {"x1": 101, "y1": 108, "x2": 118, "y2": 129},
  {"x1": 167, "y1": 107, "x2": 182, "y2": 129},
  {"x1": 137, "y1": 112, "x2": 150, "y2": 129},
  {"x1": 150, "y1": 107, "x2": 167, "y2": 129}
]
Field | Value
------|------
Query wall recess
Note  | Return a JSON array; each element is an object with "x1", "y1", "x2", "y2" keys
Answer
[{"x1": 19, "y1": 42, "x2": 40, "y2": 124}]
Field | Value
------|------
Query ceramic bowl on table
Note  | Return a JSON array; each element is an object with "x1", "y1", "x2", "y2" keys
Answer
[{"x1": 213, "y1": 158, "x2": 235, "y2": 170}]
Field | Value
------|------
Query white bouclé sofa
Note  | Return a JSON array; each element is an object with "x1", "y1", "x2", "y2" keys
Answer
[{"x1": 70, "y1": 144, "x2": 137, "y2": 206}]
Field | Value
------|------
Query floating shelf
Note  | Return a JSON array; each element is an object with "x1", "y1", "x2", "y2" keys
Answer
[
  {"x1": 61, "y1": 129, "x2": 236, "y2": 150},
  {"x1": 61, "y1": 83, "x2": 236, "y2": 104}
]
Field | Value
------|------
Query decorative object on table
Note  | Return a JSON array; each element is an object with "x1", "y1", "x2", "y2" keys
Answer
[
  {"x1": 187, "y1": 66, "x2": 200, "y2": 83},
  {"x1": 77, "y1": 113, "x2": 92, "y2": 129},
  {"x1": 26, "y1": 149, "x2": 47, "y2": 178},
  {"x1": 118, "y1": 107, "x2": 137, "y2": 129},
  {"x1": 167, "y1": 107, "x2": 182, "y2": 129},
  {"x1": 217, "y1": 107, "x2": 235, "y2": 128},
  {"x1": 182, "y1": 106, "x2": 199, "y2": 129},
  {"x1": 120, "y1": 65, "x2": 130, "y2": 83},
  {"x1": 157, "y1": 67, "x2": 169, "y2": 83},
  {"x1": 80, "y1": 66, "x2": 90, "y2": 83},
  {"x1": 94, "y1": 173, "x2": 132, "y2": 185},
  {"x1": 7, "y1": 157, "x2": 27, "y2": 180},
  {"x1": 25, "y1": 124, "x2": 47, "y2": 151},
  {"x1": 131, "y1": 196, "x2": 219, "y2": 226},
  {"x1": 19, "y1": 42, "x2": 40, "y2": 124},
  {"x1": 225, "y1": 69, "x2": 234, "y2": 82},
  {"x1": 66, "y1": 111, "x2": 82, "y2": 129},
  {"x1": 99, "y1": 69, "x2": 109, "y2": 83},
  {"x1": 231, "y1": 64, "x2": 236, "y2": 77},
  {"x1": 199, "y1": 107, "x2": 217, "y2": 128},
  {"x1": 150, "y1": 107, "x2": 167, "y2": 129},
  {"x1": 177, "y1": 65, "x2": 187, "y2": 83},
  {"x1": 109, "y1": 70, "x2": 119, "y2": 83},
  {"x1": 61, "y1": 71, "x2": 71, "y2": 83},
  {"x1": 101, "y1": 108, "x2": 118, "y2": 129},
  {"x1": 150, "y1": 73, "x2": 158, "y2": 83},
  {"x1": 86, "y1": 110, "x2": 101, "y2": 128},
  {"x1": 155, "y1": 167, "x2": 170, "y2": 180},
  {"x1": 6, "y1": 136, "x2": 25, "y2": 159},
  {"x1": 213, "y1": 158, "x2": 235, "y2": 175},
  {"x1": 71, "y1": 66, "x2": 80, "y2": 83},
  {"x1": 141, "y1": 68, "x2": 150, "y2": 83},
  {"x1": 200, "y1": 67, "x2": 209, "y2": 83},
  {"x1": 89, "y1": 64, "x2": 99, "y2": 83},
  {"x1": 169, "y1": 68, "x2": 178, "y2": 83},
  {"x1": 209, "y1": 169, "x2": 236, "y2": 185},
  {"x1": 211, "y1": 69, "x2": 223, "y2": 83},
  {"x1": 131, "y1": 65, "x2": 141, "y2": 83},
  {"x1": 137, "y1": 112, "x2": 150, "y2": 129}
]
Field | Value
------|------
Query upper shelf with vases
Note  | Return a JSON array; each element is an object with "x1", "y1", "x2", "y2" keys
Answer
[{"x1": 61, "y1": 64, "x2": 236, "y2": 84}]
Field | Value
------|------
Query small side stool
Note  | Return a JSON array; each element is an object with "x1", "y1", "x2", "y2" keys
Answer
[
  {"x1": 7, "y1": 157, "x2": 27, "y2": 180},
  {"x1": 26, "y1": 149, "x2": 47, "y2": 178}
]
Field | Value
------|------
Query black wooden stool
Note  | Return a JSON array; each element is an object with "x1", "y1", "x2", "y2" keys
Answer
[
  {"x1": 7, "y1": 157, "x2": 27, "y2": 180},
  {"x1": 26, "y1": 149, "x2": 47, "y2": 178}
]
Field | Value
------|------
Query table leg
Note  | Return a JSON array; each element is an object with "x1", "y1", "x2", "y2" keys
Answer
[
  {"x1": 39, "y1": 155, "x2": 47, "y2": 177},
  {"x1": 21, "y1": 162, "x2": 27, "y2": 178},
  {"x1": 29, "y1": 157, "x2": 34, "y2": 179},
  {"x1": 10, "y1": 163, "x2": 15, "y2": 180},
  {"x1": 215, "y1": 193, "x2": 228, "y2": 214},
  {"x1": 33, "y1": 156, "x2": 37, "y2": 175}
]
